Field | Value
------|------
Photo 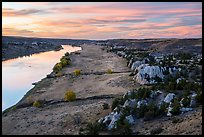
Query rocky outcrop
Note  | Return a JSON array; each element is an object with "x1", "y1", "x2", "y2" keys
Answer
[
  {"x1": 163, "y1": 93, "x2": 175, "y2": 103},
  {"x1": 133, "y1": 64, "x2": 180, "y2": 85},
  {"x1": 98, "y1": 89, "x2": 197, "y2": 130},
  {"x1": 133, "y1": 64, "x2": 165, "y2": 84}
]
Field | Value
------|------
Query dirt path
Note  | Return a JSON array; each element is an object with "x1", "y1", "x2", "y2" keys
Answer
[{"x1": 2, "y1": 44, "x2": 140, "y2": 135}]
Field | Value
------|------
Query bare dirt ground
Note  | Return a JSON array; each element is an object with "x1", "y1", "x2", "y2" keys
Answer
[
  {"x1": 2, "y1": 44, "x2": 138, "y2": 135},
  {"x1": 2, "y1": 44, "x2": 202, "y2": 135}
]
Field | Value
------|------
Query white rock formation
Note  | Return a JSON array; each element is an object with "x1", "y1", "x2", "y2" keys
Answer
[
  {"x1": 133, "y1": 64, "x2": 166, "y2": 84},
  {"x1": 123, "y1": 99, "x2": 137, "y2": 108},
  {"x1": 164, "y1": 93, "x2": 175, "y2": 103},
  {"x1": 131, "y1": 61, "x2": 144, "y2": 71},
  {"x1": 150, "y1": 90, "x2": 163, "y2": 99},
  {"x1": 125, "y1": 115, "x2": 135, "y2": 124},
  {"x1": 190, "y1": 93, "x2": 197, "y2": 107},
  {"x1": 176, "y1": 78, "x2": 185, "y2": 84},
  {"x1": 107, "y1": 111, "x2": 121, "y2": 130},
  {"x1": 103, "y1": 112, "x2": 114, "y2": 124},
  {"x1": 167, "y1": 102, "x2": 173, "y2": 116},
  {"x1": 123, "y1": 90, "x2": 135, "y2": 98},
  {"x1": 128, "y1": 58, "x2": 134, "y2": 68},
  {"x1": 137, "y1": 100, "x2": 148, "y2": 108},
  {"x1": 180, "y1": 107, "x2": 193, "y2": 112}
]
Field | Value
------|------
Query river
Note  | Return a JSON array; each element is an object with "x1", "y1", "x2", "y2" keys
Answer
[{"x1": 2, "y1": 45, "x2": 81, "y2": 111}]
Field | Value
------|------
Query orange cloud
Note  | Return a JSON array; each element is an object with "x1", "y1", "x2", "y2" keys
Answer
[{"x1": 2, "y1": 2, "x2": 202, "y2": 39}]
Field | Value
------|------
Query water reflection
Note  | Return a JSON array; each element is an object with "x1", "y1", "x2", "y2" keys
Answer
[{"x1": 2, "y1": 45, "x2": 81, "y2": 111}]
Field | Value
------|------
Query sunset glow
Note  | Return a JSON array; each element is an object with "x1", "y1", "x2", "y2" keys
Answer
[{"x1": 2, "y1": 2, "x2": 202, "y2": 39}]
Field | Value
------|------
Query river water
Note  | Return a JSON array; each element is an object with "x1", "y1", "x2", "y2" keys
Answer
[{"x1": 2, "y1": 45, "x2": 81, "y2": 111}]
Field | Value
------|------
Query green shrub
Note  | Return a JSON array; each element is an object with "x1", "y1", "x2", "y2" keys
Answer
[
  {"x1": 144, "y1": 110, "x2": 154, "y2": 121},
  {"x1": 115, "y1": 119, "x2": 132, "y2": 135},
  {"x1": 137, "y1": 104, "x2": 148, "y2": 118},
  {"x1": 159, "y1": 102, "x2": 168, "y2": 115},
  {"x1": 81, "y1": 122, "x2": 102, "y2": 135},
  {"x1": 195, "y1": 92, "x2": 202, "y2": 105},
  {"x1": 64, "y1": 90, "x2": 76, "y2": 101},
  {"x1": 60, "y1": 57, "x2": 70, "y2": 67},
  {"x1": 33, "y1": 101, "x2": 41, "y2": 107},
  {"x1": 181, "y1": 97, "x2": 190, "y2": 107},
  {"x1": 53, "y1": 63, "x2": 63, "y2": 72},
  {"x1": 135, "y1": 87, "x2": 151, "y2": 100},
  {"x1": 111, "y1": 98, "x2": 121, "y2": 110},
  {"x1": 102, "y1": 103, "x2": 109, "y2": 110},
  {"x1": 56, "y1": 72, "x2": 63, "y2": 77},
  {"x1": 74, "y1": 69, "x2": 81, "y2": 76},
  {"x1": 170, "y1": 99, "x2": 181, "y2": 115},
  {"x1": 107, "y1": 69, "x2": 113, "y2": 74}
]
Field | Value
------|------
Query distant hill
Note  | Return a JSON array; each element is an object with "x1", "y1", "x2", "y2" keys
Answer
[
  {"x1": 2, "y1": 36, "x2": 202, "y2": 61},
  {"x1": 104, "y1": 38, "x2": 202, "y2": 54}
]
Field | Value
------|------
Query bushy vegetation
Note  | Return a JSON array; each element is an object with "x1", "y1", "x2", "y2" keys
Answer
[
  {"x1": 195, "y1": 90, "x2": 202, "y2": 106},
  {"x1": 33, "y1": 101, "x2": 42, "y2": 107},
  {"x1": 60, "y1": 56, "x2": 70, "y2": 67},
  {"x1": 107, "y1": 69, "x2": 113, "y2": 74},
  {"x1": 159, "y1": 102, "x2": 169, "y2": 115},
  {"x1": 111, "y1": 98, "x2": 121, "y2": 110},
  {"x1": 74, "y1": 69, "x2": 81, "y2": 76},
  {"x1": 102, "y1": 103, "x2": 109, "y2": 110},
  {"x1": 176, "y1": 52, "x2": 192, "y2": 60},
  {"x1": 114, "y1": 119, "x2": 132, "y2": 135},
  {"x1": 79, "y1": 122, "x2": 102, "y2": 135},
  {"x1": 52, "y1": 52, "x2": 71, "y2": 73},
  {"x1": 53, "y1": 63, "x2": 63, "y2": 72},
  {"x1": 181, "y1": 97, "x2": 190, "y2": 107},
  {"x1": 144, "y1": 110, "x2": 155, "y2": 121},
  {"x1": 64, "y1": 90, "x2": 76, "y2": 101},
  {"x1": 135, "y1": 87, "x2": 152, "y2": 100},
  {"x1": 170, "y1": 98, "x2": 181, "y2": 115},
  {"x1": 56, "y1": 72, "x2": 63, "y2": 77}
]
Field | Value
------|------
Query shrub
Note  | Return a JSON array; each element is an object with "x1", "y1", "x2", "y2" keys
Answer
[
  {"x1": 53, "y1": 63, "x2": 63, "y2": 72},
  {"x1": 137, "y1": 104, "x2": 148, "y2": 118},
  {"x1": 135, "y1": 87, "x2": 151, "y2": 100},
  {"x1": 56, "y1": 72, "x2": 63, "y2": 77},
  {"x1": 64, "y1": 90, "x2": 76, "y2": 101},
  {"x1": 111, "y1": 98, "x2": 121, "y2": 110},
  {"x1": 144, "y1": 110, "x2": 154, "y2": 121},
  {"x1": 159, "y1": 102, "x2": 168, "y2": 115},
  {"x1": 195, "y1": 92, "x2": 202, "y2": 105},
  {"x1": 170, "y1": 99, "x2": 181, "y2": 115},
  {"x1": 102, "y1": 103, "x2": 109, "y2": 110},
  {"x1": 81, "y1": 122, "x2": 102, "y2": 135},
  {"x1": 33, "y1": 101, "x2": 41, "y2": 107},
  {"x1": 60, "y1": 57, "x2": 70, "y2": 67},
  {"x1": 115, "y1": 119, "x2": 132, "y2": 135},
  {"x1": 107, "y1": 69, "x2": 113, "y2": 74},
  {"x1": 181, "y1": 97, "x2": 190, "y2": 107},
  {"x1": 74, "y1": 69, "x2": 81, "y2": 76}
]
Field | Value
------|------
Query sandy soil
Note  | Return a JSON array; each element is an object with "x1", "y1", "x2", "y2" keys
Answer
[
  {"x1": 2, "y1": 44, "x2": 139, "y2": 135},
  {"x1": 2, "y1": 44, "x2": 202, "y2": 135}
]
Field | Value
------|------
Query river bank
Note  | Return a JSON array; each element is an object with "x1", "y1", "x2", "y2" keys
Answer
[
  {"x1": 2, "y1": 44, "x2": 138, "y2": 135},
  {"x1": 2, "y1": 36, "x2": 63, "y2": 61}
]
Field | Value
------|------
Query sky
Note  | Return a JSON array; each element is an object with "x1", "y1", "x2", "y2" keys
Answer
[{"x1": 2, "y1": 2, "x2": 202, "y2": 40}]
